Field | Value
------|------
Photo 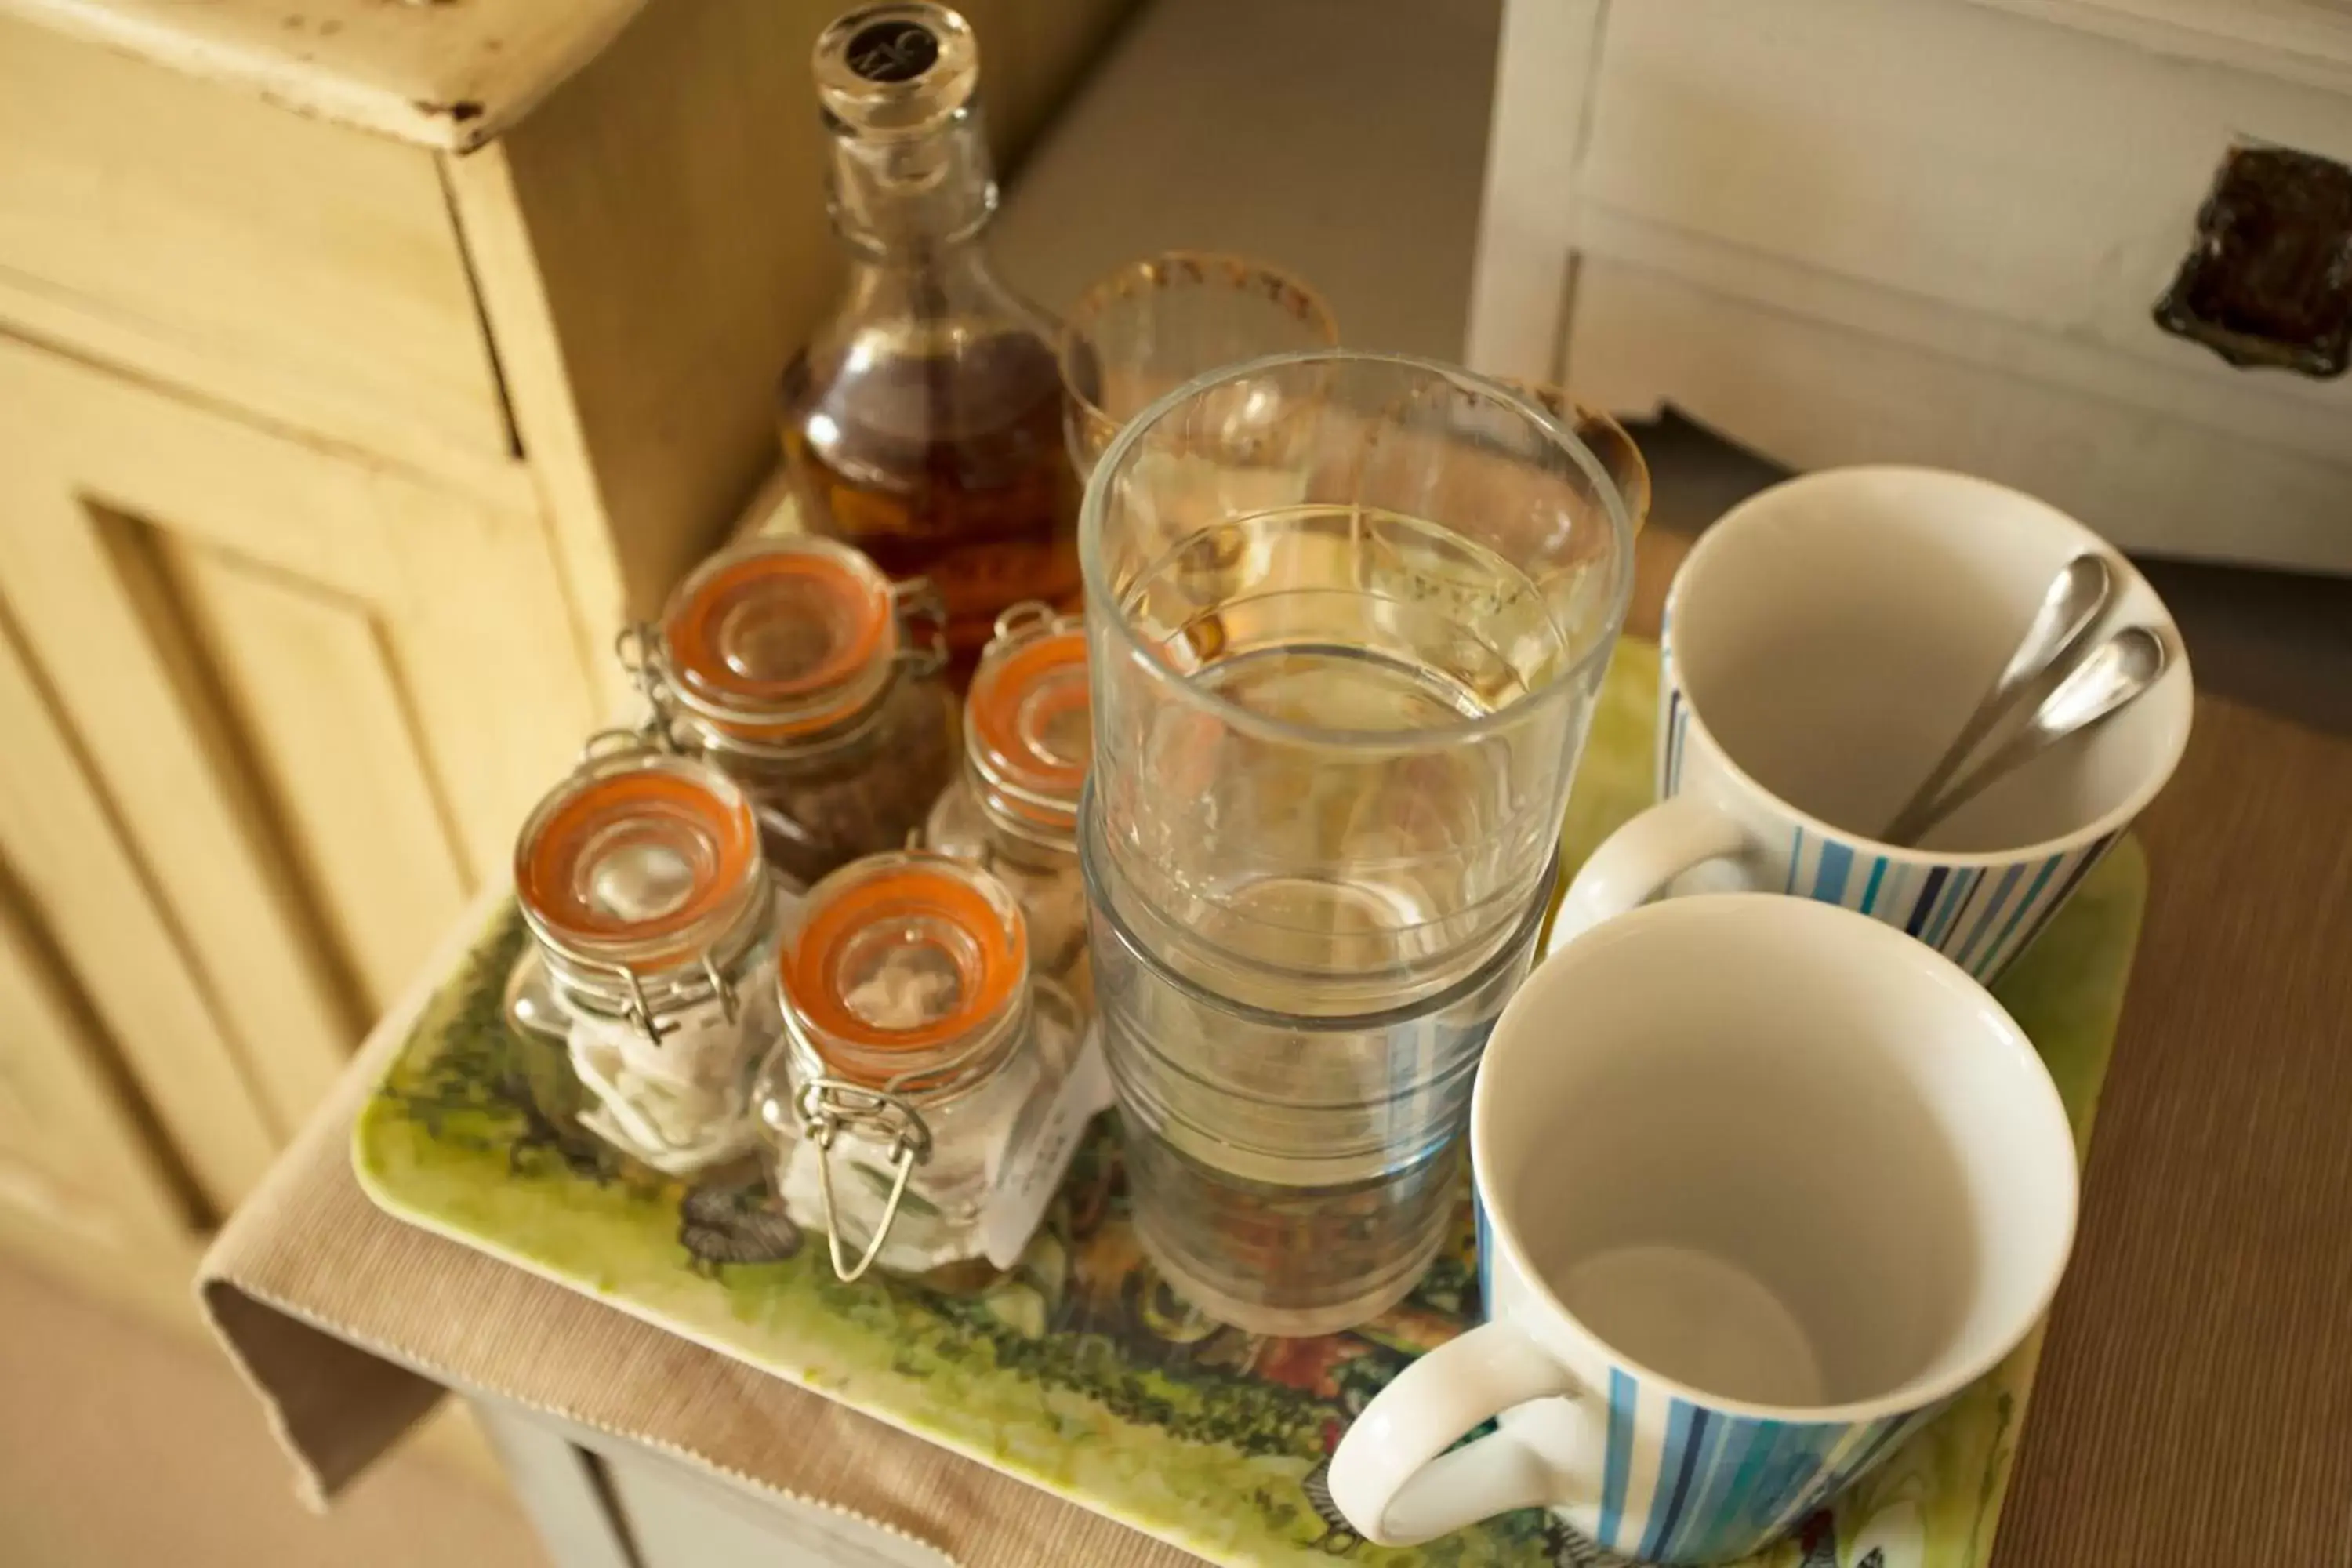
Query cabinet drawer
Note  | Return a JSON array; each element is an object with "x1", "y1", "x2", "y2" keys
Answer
[
  {"x1": 0, "y1": 12, "x2": 514, "y2": 473},
  {"x1": 1564, "y1": 256, "x2": 2352, "y2": 573},
  {"x1": 1577, "y1": 0, "x2": 2352, "y2": 423}
]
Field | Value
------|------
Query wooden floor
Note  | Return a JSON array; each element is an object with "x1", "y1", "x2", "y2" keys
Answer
[{"x1": 0, "y1": 1256, "x2": 548, "y2": 1568}]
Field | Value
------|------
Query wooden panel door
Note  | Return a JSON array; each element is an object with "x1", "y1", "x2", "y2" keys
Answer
[
  {"x1": 0, "y1": 336, "x2": 594, "y2": 1207},
  {"x1": 0, "y1": 855, "x2": 194, "y2": 1257}
]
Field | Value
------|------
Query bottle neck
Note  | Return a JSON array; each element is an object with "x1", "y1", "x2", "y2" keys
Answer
[{"x1": 824, "y1": 103, "x2": 999, "y2": 260}]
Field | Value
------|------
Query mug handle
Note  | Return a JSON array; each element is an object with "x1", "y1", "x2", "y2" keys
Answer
[
  {"x1": 1327, "y1": 1320, "x2": 1589, "y2": 1545},
  {"x1": 1548, "y1": 794, "x2": 1754, "y2": 955}
]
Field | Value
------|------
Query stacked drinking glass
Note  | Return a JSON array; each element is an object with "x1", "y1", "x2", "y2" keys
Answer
[{"x1": 1074, "y1": 351, "x2": 1636, "y2": 1334}]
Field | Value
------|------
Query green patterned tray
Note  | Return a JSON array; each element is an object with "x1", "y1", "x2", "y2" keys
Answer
[{"x1": 354, "y1": 641, "x2": 2145, "y2": 1567}]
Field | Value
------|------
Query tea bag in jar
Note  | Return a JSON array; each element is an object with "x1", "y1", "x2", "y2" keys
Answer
[
  {"x1": 924, "y1": 602, "x2": 1092, "y2": 1004},
  {"x1": 623, "y1": 537, "x2": 959, "y2": 889},
  {"x1": 757, "y1": 852, "x2": 1103, "y2": 1290},
  {"x1": 506, "y1": 747, "x2": 787, "y2": 1175}
]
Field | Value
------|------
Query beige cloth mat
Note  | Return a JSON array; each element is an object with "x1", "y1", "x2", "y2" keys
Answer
[{"x1": 198, "y1": 893, "x2": 1196, "y2": 1568}]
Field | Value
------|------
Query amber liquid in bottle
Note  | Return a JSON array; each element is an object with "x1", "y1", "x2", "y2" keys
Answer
[
  {"x1": 781, "y1": 328, "x2": 1078, "y2": 666},
  {"x1": 787, "y1": 5, "x2": 1080, "y2": 675}
]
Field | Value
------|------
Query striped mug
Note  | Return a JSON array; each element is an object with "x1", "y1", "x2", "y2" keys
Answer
[
  {"x1": 1552, "y1": 467, "x2": 2191, "y2": 978},
  {"x1": 1328, "y1": 895, "x2": 2078, "y2": 1562}
]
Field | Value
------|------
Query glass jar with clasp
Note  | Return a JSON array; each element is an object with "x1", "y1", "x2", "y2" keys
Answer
[
  {"x1": 620, "y1": 536, "x2": 959, "y2": 890},
  {"x1": 504, "y1": 742, "x2": 786, "y2": 1177},
  {"x1": 924, "y1": 602, "x2": 1091, "y2": 1004},
  {"x1": 756, "y1": 851, "x2": 1102, "y2": 1290}
]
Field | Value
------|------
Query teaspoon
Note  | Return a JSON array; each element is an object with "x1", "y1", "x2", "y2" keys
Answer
[
  {"x1": 1881, "y1": 554, "x2": 2114, "y2": 845},
  {"x1": 1886, "y1": 625, "x2": 2169, "y2": 846}
]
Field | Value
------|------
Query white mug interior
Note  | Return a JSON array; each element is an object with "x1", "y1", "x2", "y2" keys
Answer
[
  {"x1": 1671, "y1": 468, "x2": 2192, "y2": 854},
  {"x1": 1480, "y1": 895, "x2": 2077, "y2": 1414}
]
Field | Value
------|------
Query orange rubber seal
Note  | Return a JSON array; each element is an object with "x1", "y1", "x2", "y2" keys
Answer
[
  {"x1": 781, "y1": 858, "x2": 1027, "y2": 1086},
  {"x1": 662, "y1": 542, "x2": 893, "y2": 740},
  {"x1": 967, "y1": 625, "x2": 1089, "y2": 812},
  {"x1": 515, "y1": 762, "x2": 759, "y2": 964}
]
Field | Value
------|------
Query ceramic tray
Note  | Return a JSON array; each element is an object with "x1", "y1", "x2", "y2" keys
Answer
[{"x1": 354, "y1": 641, "x2": 2147, "y2": 1568}]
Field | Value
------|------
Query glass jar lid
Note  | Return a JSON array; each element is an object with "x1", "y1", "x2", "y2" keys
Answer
[
  {"x1": 514, "y1": 751, "x2": 764, "y2": 968},
  {"x1": 658, "y1": 538, "x2": 901, "y2": 742},
  {"x1": 965, "y1": 603, "x2": 1090, "y2": 837},
  {"x1": 780, "y1": 852, "x2": 1028, "y2": 1091}
]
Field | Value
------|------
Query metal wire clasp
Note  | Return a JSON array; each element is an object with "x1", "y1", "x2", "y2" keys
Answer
[
  {"x1": 794, "y1": 1077, "x2": 934, "y2": 1283},
  {"x1": 612, "y1": 623, "x2": 682, "y2": 753},
  {"x1": 890, "y1": 578, "x2": 949, "y2": 680}
]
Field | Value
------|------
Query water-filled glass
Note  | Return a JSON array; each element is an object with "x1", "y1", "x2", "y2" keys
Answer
[
  {"x1": 1078, "y1": 351, "x2": 1636, "y2": 1334},
  {"x1": 1080, "y1": 351, "x2": 1635, "y2": 1013},
  {"x1": 1085, "y1": 798, "x2": 1553, "y2": 1335}
]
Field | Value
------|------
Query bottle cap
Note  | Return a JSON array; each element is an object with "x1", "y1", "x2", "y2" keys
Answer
[{"x1": 813, "y1": 4, "x2": 980, "y2": 140}]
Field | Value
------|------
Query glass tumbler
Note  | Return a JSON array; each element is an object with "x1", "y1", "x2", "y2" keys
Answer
[
  {"x1": 1085, "y1": 796, "x2": 1555, "y2": 1336},
  {"x1": 1502, "y1": 379, "x2": 1653, "y2": 542},
  {"x1": 1058, "y1": 253, "x2": 1338, "y2": 481},
  {"x1": 1081, "y1": 351, "x2": 1635, "y2": 1014}
]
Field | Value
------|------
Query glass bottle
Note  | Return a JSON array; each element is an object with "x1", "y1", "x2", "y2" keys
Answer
[
  {"x1": 757, "y1": 851, "x2": 1097, "y2": 1290},
  {"x1": 505, "y1": 745, "x2": 786, "y2": 1177},
  {"x1": 625, "y1": 536, "x2": 958, "y2": 890},
  {"x1": 924, "y1": 601, "x2": 1091, "y2": 1004},
  {"x1": 781, "y1": 4, "x2": 1080, "y2": 672}
]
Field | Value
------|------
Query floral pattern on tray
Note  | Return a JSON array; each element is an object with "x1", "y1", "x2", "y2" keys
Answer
[{"x1": 354, "y1": 640, "x2": 2147, "y2": 1567}]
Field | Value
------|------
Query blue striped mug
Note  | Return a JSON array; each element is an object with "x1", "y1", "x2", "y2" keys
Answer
[
  {"x1": 1329, "y1": 895, "x2": 2078, "y2": 1562},
  {"x1": 1551, "y1": 467, "x2": 2190, "y2": 977}
]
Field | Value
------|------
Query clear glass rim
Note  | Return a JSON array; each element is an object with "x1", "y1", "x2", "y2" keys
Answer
[
  {"x1": 1055, "y1": 251, "x2": 1341, "y2": 441},
  {"x1": 1076, "y1": 348, "x2": 1637, "y2": 751}
]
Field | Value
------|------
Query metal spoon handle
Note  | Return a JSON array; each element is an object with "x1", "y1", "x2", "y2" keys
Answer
[
  {"x1": 1889, "y1": 626, "x2": 2169, "y2": 846},
  {"x1": 1881, "y1": 554, "x2": 2114, "y2": 846}
]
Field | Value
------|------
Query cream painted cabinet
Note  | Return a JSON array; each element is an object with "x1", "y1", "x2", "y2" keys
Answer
[
  {"x1": 0, "y1": 335, "x2": 593, "y2": 1178},
  {"x1": 0, "y1": 329, "x2": 597, "y2": 1317},
  {"x1": 0, "y1": 848, "x2": 199, "y2": 1284},
  {"x1": 0, "y1": 0, "x2": 1129, "y2": 1318}
]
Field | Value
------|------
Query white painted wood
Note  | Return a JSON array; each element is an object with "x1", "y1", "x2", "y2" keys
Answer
[
  {"x1": 1473, "y1": 0, "x2": 2352, "y2": 568},
  {"x1": 1462, "y1": 0, "x2": 1603, "y2": 379},
  {"x1": 1965, "y1": 0, "x2": 2352, "y2": 94},
  {"x1": 0, "y1": 12, "x2": 518, "y2": 477},
  {"x1": 606, "y1": 1451, "x2": 948, "y2": 1568},
  {"x1": 0, "y1": 332, "x2": 595, "y2": 1132},
  {"x1": 0, "y1": 0, "x2": 648, "y2": 150},
  {"x1": 0, "y1": 593, "x2": 281, "y2": 1216},
  {"x1": 1576, "y1": 0, "x2": 2352, "y2": 421},
  {"x1": 473, "y1": 1398, "x2": 950, "y2": 1568},
  {"x1": 1571, "y1": 205, "x2": 2352, "y2": 467},
  {"x1": 1565, "y1": 257, "x2": 2352, "y2": 572},
  {"x1": 472, "y1": 1403, "x2": 639, "y2": 1568},
  {"x1": 0, "y1": 867, "x2": 191, "y2": 1254}
]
